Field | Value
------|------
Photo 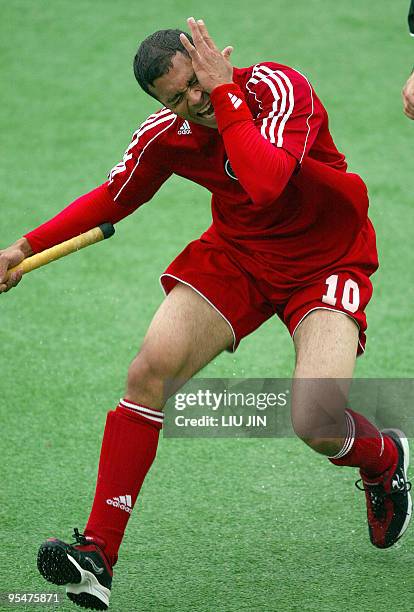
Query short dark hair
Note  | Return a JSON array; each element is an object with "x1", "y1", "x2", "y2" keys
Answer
[{"x1": 133, "y1": 29, "x2": 194, "y2": 97}]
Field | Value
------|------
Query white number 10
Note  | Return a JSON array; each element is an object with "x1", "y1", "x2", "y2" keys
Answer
[{"x1": 322, "y1": 274, "x2": 360, "y2": 313}]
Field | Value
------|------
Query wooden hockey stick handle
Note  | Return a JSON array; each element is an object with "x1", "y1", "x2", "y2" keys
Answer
[{"x1": 5, "y1": 223, "x2": 115, "y2": 280}]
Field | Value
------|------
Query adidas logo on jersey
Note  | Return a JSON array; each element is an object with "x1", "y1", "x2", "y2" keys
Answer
[
  {"x1": 106, "y1": 494, "x2": 132, "y2": 513},
  {"x1": 228, "y1": 93, "x2": 242, "y2": 109},
  {"x1": 178, "y1": 120, "x2": 192, "y2": 135}
]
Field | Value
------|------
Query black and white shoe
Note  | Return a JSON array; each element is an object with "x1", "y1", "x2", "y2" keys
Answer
[
  {"x1": 37, "y1": 528, "x2": 112, "y2": 610},
  {"x1": 356, "y1": 429, "x2": 412, "y2": 548}
]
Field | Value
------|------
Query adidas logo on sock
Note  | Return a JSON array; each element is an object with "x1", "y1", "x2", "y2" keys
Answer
[
  {"x1": 106, "y1": 494, "x2": 132, "y2": 514},
  {"x1": 178, "y1": 120, "x2": 192, "y2": 135},
  {"x1": 228, "y1": 92, "x2": 242, "y2": 109}
]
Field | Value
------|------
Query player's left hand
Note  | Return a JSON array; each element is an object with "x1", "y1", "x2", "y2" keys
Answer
[{"x1": 180, "y1": 18, "x2": 234, "y2": 93}]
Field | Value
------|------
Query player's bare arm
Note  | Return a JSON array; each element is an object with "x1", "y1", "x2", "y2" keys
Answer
[
  {"x1": 402, "y1": 70, "x2": 414, "y2": 119},
  {"x1": 180, "y1": 18, "x2": 233, "y2": 93},
  {"x1": 0, "y1": 237, "x2": 32, "y2": 293},
  {"x1": 403, "y1": 1, "x2": 414, "y2": 118}
]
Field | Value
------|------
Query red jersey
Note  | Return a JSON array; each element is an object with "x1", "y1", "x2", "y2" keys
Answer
[{"x1": 26, "y1": 62, "x2": 374, "y2": 280}]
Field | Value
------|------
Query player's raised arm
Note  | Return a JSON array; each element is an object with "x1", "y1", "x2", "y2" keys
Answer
[{"x1": 180, "y1": 18, "x2": 313, "y2": 207}]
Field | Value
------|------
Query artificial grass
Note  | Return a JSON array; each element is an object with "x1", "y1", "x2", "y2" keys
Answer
[{"x1": 1, "y1": 1, "x2": 413, "y2": 610}]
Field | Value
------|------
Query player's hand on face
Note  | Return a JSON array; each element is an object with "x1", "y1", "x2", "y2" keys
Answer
[
  {"x1": 180, "y1": 18, "x2": 234, "y2": 93},
  {"x1": 402, "y1": 72, "x2": 414, "y2": 119},
  {"x1": 0, "y1": 242, "x2": 26, "y2": 293}
]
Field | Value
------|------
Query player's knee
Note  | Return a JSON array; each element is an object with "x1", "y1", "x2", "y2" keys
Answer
[
  {"x1": 126, "y1": 342, "x2": 180, "y2": 406},
  {"x1": 291, "y1": 405, "x2": 313, "y2": 441},
  {"x1": 127, "y1": 350, "x2": 162, "y2": 392},
  {"x1": 291, "y1": 397, "x2": 347, "y2": 443},
  {"x1": 291, "y1": 408, "x2": 340, "y2": 457}
]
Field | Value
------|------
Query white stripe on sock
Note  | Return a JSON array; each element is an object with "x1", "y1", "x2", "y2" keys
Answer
[
  {"x1": 379, "y1": 432, "x2": 384, "y2": 456},
  {"x1": 328, "y1": 410, "x2": 356, "y2": 459},
  {"x1": 120, "y1": 399, "x2": 164, "y2": 423}
]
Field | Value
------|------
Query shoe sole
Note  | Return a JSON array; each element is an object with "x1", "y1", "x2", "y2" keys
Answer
[
  {"x1": 382, "y1": 428, "x2": 412, "y2": 543},
  {"x1": 37, "y1": 542, "x2": 81, "y2": 585},
  {"x1": 37, "y1": 542, "x2": 110, "y2": 610},
  {"x1": 66, "y1": 555, "x2": 110, "y2": 611}
]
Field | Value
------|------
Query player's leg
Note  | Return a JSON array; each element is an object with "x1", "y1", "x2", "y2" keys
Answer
[
  {"x1": 125, "y1": 281, "x2": 234, "y2": 409},
  {"x1": 86, "y1": 282, "x2": 233, "y2": 552},
  {"x1": 291, "y1": 309, "x2": 412, "y2": 549},
  {"x1": 291, "y1": 309, "x2": 358, "y2": 456},
  {"x1": 37, "y1": 283, "x2": 233, "y2": 610}
]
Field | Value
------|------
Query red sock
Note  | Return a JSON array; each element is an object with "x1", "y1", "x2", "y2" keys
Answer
[
  {"x1": 84, "y1": 399, "x2": 163, "y2": 566},
  {"x1": 329, "y1": 409, "x2": 397, "y2": 477}
]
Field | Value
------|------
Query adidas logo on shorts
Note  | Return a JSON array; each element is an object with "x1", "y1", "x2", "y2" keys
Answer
[
  {"x1": 178, "y1": 120, "x2": 192, "y2": 135},
  {"x1": 106, "y1": 494, "x2": 132, "y2": 513}
]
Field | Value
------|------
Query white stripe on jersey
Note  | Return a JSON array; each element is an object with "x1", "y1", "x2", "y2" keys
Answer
[
  {"x1": 144, "y1": 107, "x2": 173, "y2": 124},
  {"x1": 128, "y1": 108, "x2": 173, "y2": 149},
  {"x1": 246, "y1": 64, "x2": 314, "y2": 161},
  {"x1": 259, "y1": 69, "x2": 288, "y2": 144},
  {"x1": 270, "y1": 69, "x2": 294, "y2": 147},
  {"x1": 109, "y1": 109, "x2": 175, "y2": 180},
  {"x1": 290, "y1": 68, "x2": 314, "y2": 163},
  {"x1": 109, "y1": 111, "x2": 177, "y2": 199},
  {"x1": 247, "y1": 64, "x2": 294, "y2": 146},
  {"x1": 113, "y1": 113, "x2": 176, "y2": 200},
  {"x1": 247, "y1": 66, "x2": 283, "y2": 141}
]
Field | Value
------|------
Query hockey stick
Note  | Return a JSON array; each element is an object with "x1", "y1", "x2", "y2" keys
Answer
[{"x1": 5, "y1": 223, "x2": 115, "y2": 281}]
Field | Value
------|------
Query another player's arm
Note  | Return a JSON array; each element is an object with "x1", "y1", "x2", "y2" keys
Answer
[
  {"x1": 403, "y1": 70, "x2": 414, "y2": 119},
  {"x1": 402, "y1": 0, "x2": 414, "y2": 119}
]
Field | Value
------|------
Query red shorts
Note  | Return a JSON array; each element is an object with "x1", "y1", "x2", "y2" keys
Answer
[{"x1": 160, "y1": 221, "x2": 378, "y2": 355}]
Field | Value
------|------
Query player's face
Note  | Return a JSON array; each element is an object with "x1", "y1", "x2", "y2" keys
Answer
[{"x1": 149, "y1": 52, "x2": 217, "y2": 128}]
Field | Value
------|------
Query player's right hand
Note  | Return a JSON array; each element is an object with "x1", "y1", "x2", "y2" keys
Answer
[{"x1": 0, "y1": 239, "x2": 31, "y2": 293}]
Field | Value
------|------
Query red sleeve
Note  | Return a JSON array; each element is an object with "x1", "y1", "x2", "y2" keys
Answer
[
  {"x1": 210, "y1": 83, "x2": 297, "y2": 207},
  {"x1": 107, "y1": 110, "x2": 174, "y2": 206},
  {"x1": 24, "y1": 110, "x2": 175, "y2": 253},
  {"x1": 245, "y1": 63, "x2": 323, "y2": 163},
  {"x1": 24, "y1": 183, "x2": 138, "y2": 253}
]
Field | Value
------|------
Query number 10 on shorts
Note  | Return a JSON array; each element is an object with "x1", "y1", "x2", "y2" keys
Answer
[{"x1": 322, "y1": 274, "x2": 360, "y2": 313}]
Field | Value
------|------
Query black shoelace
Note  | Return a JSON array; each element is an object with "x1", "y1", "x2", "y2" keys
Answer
[
  {"x1": 71, "y1": 528, "x2": 88, "y2": 546},
  {"x1": 355, "y1": 478, "x2": 412, "y2": 520}
]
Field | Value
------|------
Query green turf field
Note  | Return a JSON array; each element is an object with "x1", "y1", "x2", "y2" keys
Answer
[{"x1": 1, "y1": 1, "x2": 413, "y2": 610}]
